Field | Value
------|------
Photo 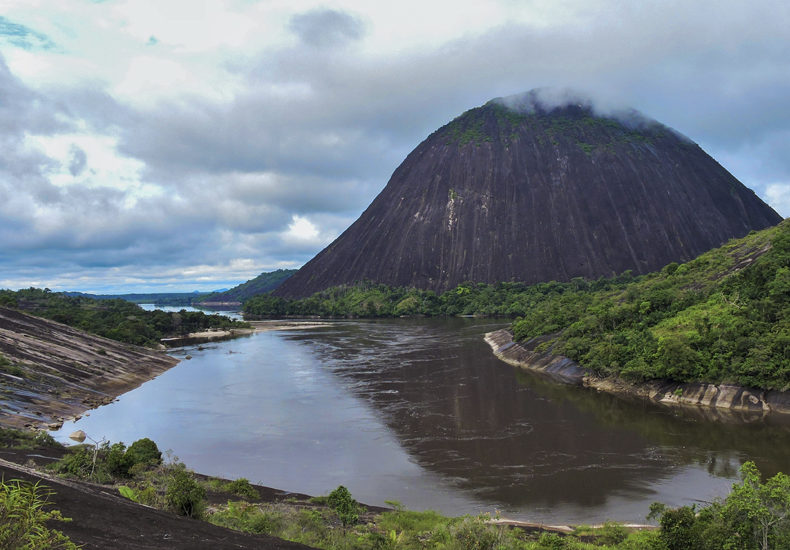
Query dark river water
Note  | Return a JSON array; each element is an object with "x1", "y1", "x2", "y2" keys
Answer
[{"x1": 52, "y1": 318, "x2": 790, "y2": 524}]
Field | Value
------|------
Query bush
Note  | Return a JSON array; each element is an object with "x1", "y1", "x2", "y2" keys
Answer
[
  {"x1": 52, "y1": 445, "x2": 97, "y2": 480},
  {"x1": 327, "y1": 485, "x2": 359, "y2": 527},
  {"x1": 0, "y1": 478, "x2": 78, "y2": 549},
  {"x1": 653, "y1": 461, "x2": 790, "y2": 550},
  {"x1": 105, "y1": 442, "x2": 133, "y2": 478},
  {"x1": 53, "y1": 437, "x2": 164, "y2": 481},
  {"x1": 223, "y1": 477, "x2": 259, "y2": 500},
  {"x1": 209, "y1": 501, "x2": 284, "y2": 535},
  {"x1": 125, "y1": 438, "x2": 162, "y2": 469},
  {"x1": 165, "y1": 467, "x2": 206, "y2": 518}
]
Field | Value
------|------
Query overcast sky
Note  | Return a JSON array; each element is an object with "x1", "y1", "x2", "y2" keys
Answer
[{"x1": 1, "y1": 0, "x2": 788, "y2": 294}]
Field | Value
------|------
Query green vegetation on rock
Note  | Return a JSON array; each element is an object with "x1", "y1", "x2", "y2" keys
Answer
[
  {"x1": 0, "y1": 287, "x2": 249, "y2": 347},
  {"x1": 0, "y1": 478, "x2": 78, "y2": 549},
  {"x1": 198, "y1": 268, "x2": 296, "y2": 303},
  {"x1": 511, "y1": 219, "x2": 790, "y2": 389}
]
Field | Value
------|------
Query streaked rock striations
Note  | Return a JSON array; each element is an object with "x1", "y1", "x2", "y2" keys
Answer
[
  {"x1": 276, "y1": 90, "x2": 781, "y2": 298},
  {"x1": 0, "y1": 307, "x2": 178, "y2": 429}
]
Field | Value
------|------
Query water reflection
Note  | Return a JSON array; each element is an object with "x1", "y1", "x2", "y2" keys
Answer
[
  {"x1": 51, "y1": 319, "x2": 790, "y2": 523},
  {"x1": 138, "y1": 303, "x2": 243, "y2": 320},
  {"x1": 282, "y1": 319, "x2": 790, "y2": 516}
]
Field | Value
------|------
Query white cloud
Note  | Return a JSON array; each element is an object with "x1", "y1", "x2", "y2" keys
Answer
[
  {"x1": 281, "y1": 215, "x2": 330, "y2": 250},
  {"x1": 766, "y1": 184, "x2": 790, "y2": 219},
  {"x1": 0, "y1": 0, "x2": 788, "y2": 293}
]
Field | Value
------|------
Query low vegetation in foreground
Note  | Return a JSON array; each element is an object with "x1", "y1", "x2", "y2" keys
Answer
[
  {"x1": 4, "y1": 427, "x2": 790, "y2": 549},
  {"x1": 0, "y1": 287, "x2": 250, "y2": 347},
  {"x1": 0, "y1": 477, "x2": 79, "y2": 549}
]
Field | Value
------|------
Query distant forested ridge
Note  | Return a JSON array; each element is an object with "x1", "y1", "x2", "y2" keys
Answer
[
  {"x1": 246, "y1": 219, "x2": 789, "y2": 390},
  {"x1": 63, "y1": 291, "x2": 210, "y2": 306},
  {"x1": 198, "y1": 269, "x2": 296, "y2": 304},
  {"x1": 244, "y1": 278, "x2": 625, "y2": 319},
  {"x1": 0, "y1": 288, "x2": 249, "y2": 348}
]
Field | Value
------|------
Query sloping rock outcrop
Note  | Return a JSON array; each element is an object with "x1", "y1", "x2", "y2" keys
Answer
[
  {"x1": 0, "y1": 307, "x2": 179, "y2": 429},
  {"x1": 276, "y1": 90, "x2": 781, "y2": 298}
]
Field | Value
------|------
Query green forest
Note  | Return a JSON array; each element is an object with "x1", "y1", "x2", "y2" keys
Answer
[
  {"x1": 63, "y1": 291, "x2": 211, "y2": 306},
  {"x1": 509, "y1": 219, "x2": 789, "y2": 390},
  {"x1": 245, "y1": 220, "x2": 789, "y2": 390},
  {"x1": 198, "y1": 268, "x2": 296, "y2": 303},
  {"x1": 0, "y1": 288, "x2": 249, "y2": 348}
]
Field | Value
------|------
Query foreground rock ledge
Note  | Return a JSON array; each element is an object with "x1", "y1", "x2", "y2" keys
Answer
[
  {"x1": 485, "y1": 329, "x2": 790, "y2": 419},
  {"x1": 0, "y1": 306, "x2": 179, "y2": 430}
]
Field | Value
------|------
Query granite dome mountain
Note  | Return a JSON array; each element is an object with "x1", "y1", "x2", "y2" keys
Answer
[{"x1": 275, "y1": 91, "x2": 782, "y2": 298}]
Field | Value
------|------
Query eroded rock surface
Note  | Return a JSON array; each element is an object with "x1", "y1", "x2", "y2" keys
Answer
[
  {"x1": 276, "y1": 92, "x2": 780, "y2": 298},
  {"x1": 0, "y1": 307, "x2": 178, "y2": 429}
]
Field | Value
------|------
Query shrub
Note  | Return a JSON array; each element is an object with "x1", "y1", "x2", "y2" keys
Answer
[
  {"x1": 125, "y1": 437, "x2": 162, "y2": 468},
  {"x1": 223, "y1": 477, "x2": 259, "y2": 500},
  {"x1": 52, "y1": 445, "x2": 96, "y2": 480},
  {"x1": 165, "y1": 467, "x2": 206, "y2": 518},
  {"x1": 209, "y1": 501, "x2": 284, "y2": 535},
  {"x1": 0, "y1": 478, "x2": 78, "y2": 549},
  {"x1": 327, "y1": 485, "x2": 359, "y2": 527},
  {"x1": 105, "y1": 442, "x2": 133, "y2": 478},
  {"x1": 652, "y1": 461, "x2": 790, "y2": 550},
  {"x1": 538, "y1": 532, "x2": 567, "y2": 549},
  {"x1": 452, "y1": 516, "x2": 501, "y2": 550}
]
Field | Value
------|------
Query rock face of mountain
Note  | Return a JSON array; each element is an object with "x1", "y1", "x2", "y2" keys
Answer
[{"x1": 275, "y1": 91, "x2": 782, "y2": 298}]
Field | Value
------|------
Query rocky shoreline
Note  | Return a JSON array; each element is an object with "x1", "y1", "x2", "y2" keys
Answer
[
  {"x1": 0, "y1": 309, "x2": 333, "y2": 430},
  {"x1": 0, "y1": 307, "x2": 180, "y2": 431},
  {"x1": 485, "y1": 329, "x2": 790, "y2": 419}
]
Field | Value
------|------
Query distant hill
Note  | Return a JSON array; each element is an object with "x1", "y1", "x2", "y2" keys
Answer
[
  {"x1": 275, "y1": 89, "x2": 781, "y2": 298},
  {"x1": 62, "y1": 291, "x2": 209, "y2": 306},
  {"x1": 198, "y1": 269, "x2": 296, "y2": 304},
  {"x1": 0, "y1": 288, "x2": 248, "y2": 347}
]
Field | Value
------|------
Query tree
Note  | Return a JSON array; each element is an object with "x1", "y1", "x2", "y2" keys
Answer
[
  {"x1": 327, "y1": 485, "x2": 359, "y2": 528},
  {"x1": 652, "y1": 461, "x2": 790, "y2": 550},
  {"x1": 721, "y1": 462, "x2": 790, "y2": 550}
]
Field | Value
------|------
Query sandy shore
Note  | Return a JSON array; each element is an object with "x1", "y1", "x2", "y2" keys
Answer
[{"x1": 161, "y1": 321, "x2": 331, "y2": 347}]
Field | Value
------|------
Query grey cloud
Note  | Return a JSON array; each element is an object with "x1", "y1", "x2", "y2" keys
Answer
[
  {"x1": 288, "y1": 9, "x2": 365, "y2": 48},
  {"x1": 3, "y1": 1, "x2": 790, "y2": 293},
  {"x1": 110, "y1": 0, "x2": 790, "y2": 231},
  {"x1": 0, "y1": 57, "x2": 72, "y2": 135},
  {"x1": 68, "y1": 145, "x2": 87, "y2": 176}
]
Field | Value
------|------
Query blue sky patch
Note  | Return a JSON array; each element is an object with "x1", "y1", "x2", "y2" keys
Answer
[{"x1": 0, "y1": 17, "x2": 55, "y2": 50}]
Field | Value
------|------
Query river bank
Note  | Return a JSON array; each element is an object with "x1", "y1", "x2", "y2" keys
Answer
[
  {"x1": 0, "y1": 307, "x2": 179, "y2": 431},
  {"x1": 0, "y1": 307, "x2": 329, "y2": 430},
  {"x1": 485, "y1": 329, "x2": 790, "y2": 420},
  {"x1": 0, "y1": 431, "x2": 653, "y2": 549},
  {"x1": 160, "y1": 320, "x2": 331, "y2": 347}
]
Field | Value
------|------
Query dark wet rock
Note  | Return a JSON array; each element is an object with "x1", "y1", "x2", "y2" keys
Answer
[{"x1": 276, "y1": 91, "x2": 781, "y2": 298}]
